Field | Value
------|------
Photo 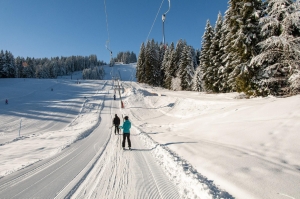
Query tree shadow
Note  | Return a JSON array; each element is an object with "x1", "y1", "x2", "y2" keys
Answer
[
  {"x1": 130, "y1": 103, "x2": 175, "y2": 110},
  {"x1": 162, "y1": 142, "x2": 198, "y2": 146},
  {"x1": 145, "y1": 132, "x2": 164, "y2": 135},
  {"x1": 127, "y1": 144, "x2": 159, "y2": 152}
]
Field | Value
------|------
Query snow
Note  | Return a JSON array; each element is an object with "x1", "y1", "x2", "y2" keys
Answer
[{"x1": 1, "y1": 64, "x2": 300, "y2": 199}]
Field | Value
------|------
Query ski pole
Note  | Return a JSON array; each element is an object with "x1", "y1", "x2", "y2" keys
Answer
[{"x1": 121, "y1": 114, "x2": 124, "y2": 148}]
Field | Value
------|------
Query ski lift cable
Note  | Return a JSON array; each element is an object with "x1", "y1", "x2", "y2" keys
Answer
[
  {"x1": 146, "y1": 0, "x2": 165, "y2": 42},
  {"x1": 105, "y1": 40, "x2": 112, "y2": 55},
  {"x1": 104, "y1": 0, "x2": 112, "y2": 55}
]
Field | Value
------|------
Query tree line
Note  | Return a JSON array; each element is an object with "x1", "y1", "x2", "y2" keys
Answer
[
  {"x1": 0, "y1": 50, "x2": 106, "y2": 79},
  {"x1": 114, "y1": 51, "x2": 137, "y2": 64},
  {"x1": 136, "y1": 0, "x2": 300, "y2": 97}
]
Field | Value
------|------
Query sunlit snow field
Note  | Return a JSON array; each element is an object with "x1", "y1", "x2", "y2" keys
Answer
[{"x1": 0, "y1": 64, "x2": 299, "y2": 199}]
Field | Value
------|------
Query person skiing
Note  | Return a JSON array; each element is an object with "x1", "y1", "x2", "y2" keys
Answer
[
  {"x1": 119, "y1": 116, "x2": 131, "y2": 150},
  {"x1": 113, "y1": 94, "x2": 116, "y2": 100},
  {"x1": 112, "y1": 114, "x2": 120, "y2": 134}
]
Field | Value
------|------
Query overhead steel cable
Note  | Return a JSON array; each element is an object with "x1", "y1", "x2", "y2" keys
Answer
[
  {"x1": 104, "y1": 0, "x2": 110, "y2": 45},
  {"x1": 146, "y1": 0, "x2": 165, "y2": 42},
  {"x1": 104, "y1": 0, "x2": 113, "y2": 66}
]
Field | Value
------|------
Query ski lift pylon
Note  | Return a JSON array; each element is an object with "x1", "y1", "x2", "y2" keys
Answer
[
  {"x1": 105, "y1": 40, "x2": 114, "y2": 66},
  {"x1": 162, "y1": 0, "x2": 170, "y2": 45}
]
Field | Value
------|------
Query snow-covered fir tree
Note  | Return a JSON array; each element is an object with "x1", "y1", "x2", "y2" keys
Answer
[
  {"x1": 0, "y1": 51, "x2": 16, "y2": 78},
  {"x1": 0, "y1": 50, "x2": 105, "y2": 79},
  {"x1": 151, "y1": 40, "x2": 161, "y2": 86},
  {"x1": 115, "y1": 51, "x2": 137, "y2": 64},
  {"x1": 158, "y1": 43, "x2": 166, "y2": 86},
  {"x1": 161, "y1": 44, "x2": 170, "y2": 88},
  {"x1": 136, "y1": 43, "x2": 146, "y2": 83},
  {"x1": 199, "y1": 20, "x2": 214, "y2": 92},
  {"x1": 14, "y1": 56, "x2": 24, "y2": 78},
  {"x1": 250, "y1": 0, "x2": 300, "y2": 96},
  {"x1": 22, "y1": 57, "x2": 35, "y2": 78},
  {"x1": 172, "y1": 40, "x2": 185, "y2": 77},
  {"x1": 209, "y1": 12, "x2": 224, "y2": 92},
  {"x1": 163, "y1": 42, "x2": 175, "y2": 89},
  {"x1": 0, "y1": 50, "x2": 7, "y2": 78},
  {"x1": 234, "y1": 0, "x2": 263, "y2": 95},
  {"x1": 82, "y1": 65, "x2": 104, "y2": 80},
  {"x1": 222, "y1": 0, "x2": 263, "y2": 93},
  {"x1": 218, "y1": 23, "x2": 231, "y2": 92},
  {"x1": 191, "y1": 47, "x2": 198, "y2": 71},
  {"x1": 179, "y1": 45, "x2": 195, "y2": 91},
  {"x1": 171, "y1": 40, "x2": 187, "y2": 90},
  {"x1": 192, "y1": 65, "x2": 204, "y2": 92},
  {"x1": 144, "y1": 39, "x2": 160, "y2": 86}
]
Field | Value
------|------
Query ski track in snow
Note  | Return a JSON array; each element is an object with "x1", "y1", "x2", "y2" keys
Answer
[
  {"x1": 1, "y1": 64, "x2": 300, "y2": 199},
  {"x1": 121, "y1": 81, "x2": 300, "y2": 199},
  {"x1": 71, "y1": 116, "x2": 180, "y2": 199}
]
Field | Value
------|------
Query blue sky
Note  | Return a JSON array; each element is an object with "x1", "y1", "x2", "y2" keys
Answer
[{"x1": 0, "y1": 0, "x2": 228, "y2": 63}]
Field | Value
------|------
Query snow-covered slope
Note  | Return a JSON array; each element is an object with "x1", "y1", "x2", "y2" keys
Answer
[
  {"x1": 0, "y1": 64, "x2": 299, "y2": 199},
  {"x1": 121, "y1": 81, "x2": 300, "y2": 199}
]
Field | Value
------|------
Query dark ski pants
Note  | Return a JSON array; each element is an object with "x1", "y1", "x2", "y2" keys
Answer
[
  {"x1": 122, "y1": 133, "x2": 131, "y2": 148},
  {"x1": 114, "y1": 125, "x2": 119, "y2": 134}
]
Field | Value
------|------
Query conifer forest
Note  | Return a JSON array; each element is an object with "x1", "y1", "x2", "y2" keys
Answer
[{"x1": 136, "y1": 0, "x2": 300, "y2": 97}]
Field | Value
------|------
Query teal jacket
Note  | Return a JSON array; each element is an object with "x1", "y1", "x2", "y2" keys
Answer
[{"x1": 119, "y1": 120, "x2": 131, "y2": 133}]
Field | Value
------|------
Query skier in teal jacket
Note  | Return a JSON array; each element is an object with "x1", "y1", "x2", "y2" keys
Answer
[{"x1": 119, "y1": 116, "x2": 131, "y2": 150}]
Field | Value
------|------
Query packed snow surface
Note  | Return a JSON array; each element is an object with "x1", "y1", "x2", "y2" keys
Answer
[{"x1": 0, "y1": 64, "x2": 299, "y2": 199}]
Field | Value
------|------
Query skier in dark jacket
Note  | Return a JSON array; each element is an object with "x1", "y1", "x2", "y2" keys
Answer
[
  {"x1": 119, "y1": 116, "x2": 131, "y2": 150},
  {"x1": 113, "y1": 114, "x2": 120, "y2": 134}
]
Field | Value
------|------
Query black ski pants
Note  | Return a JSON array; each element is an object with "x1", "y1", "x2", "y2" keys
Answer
[
  {"x1": 114, "y1": 125, "x2": 119, "y2": 134},
  {"x1": 122, "y1": 133, "x2": 131, "y2": 148}
]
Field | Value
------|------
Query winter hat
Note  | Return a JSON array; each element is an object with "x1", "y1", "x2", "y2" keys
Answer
[{"x1": 124, "y1": 116, "x2": 129, "y2": 120}]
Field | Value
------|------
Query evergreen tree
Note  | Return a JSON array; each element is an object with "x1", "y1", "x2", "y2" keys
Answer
[
  {"x1": 136, "y1": 43, "x2": 146, "y2": 83},
  {"x1": 143, "y1": 41, "x2": 151, "y2": 84},
  {"x1": 234, "y1": 0, "x2": 263, "y2": 95},
  {"x1": 222, "y1": 0, "x2": 241, "y2": 92},
  {"x1": 222, "y1": 0, "x2": 263, "y2": 93},
  {"x1": 8, "y1": 51, "x2": 16, "y2": 77},
  {"x1": 0, "y1": 50, "x2": 105, "y2": 79},
  {"x1": 0, "y1": 51, "x2": 15, "y2": 78},
  {"x1": 115, "y1": 51, "x2": 137, "y2": 64},
  {"x1": 130, "y1": 51, "x2": 137, "y2": 63},
  {"x1": 200, "y1": 20, "x2": 214, "y2": 92},
  {"x1": 192, "y1": 65, "x2": 204, "y2": 92},
  {"x1": 152, "y1": 41, "x2": 161, "y2": 86},
  {"x1": 251, "y1": 0, "x2": 300, "y2": 96},
  {"x1": 163, "y1": 42, "x2": 175, "y2": 89},
  {"x1": 209, "y1": 12, "x2": 224, "y2": 92},
  {"x1": 195, "y1": 49, "x2": 201, "y2": 66},
  {"x1": 22, "y1": 57, "x2": 35, "y2": 78},
  {"x1": 170, "y1": 40, "x2": 185, "y2": 78},
  {"x1": 158, "y1": 43, "x2": 166, "y2": 86},
  {"x1": 218, "y1": 17, "x2": 231, "y2": 92},
  {"x1": 191, "y1": 47, "x2": 198, "y2": 71},
  {"x1": 161, "y1": 44, "x2": 170, "y2": 88},
  {"x1": 15, "y1": 56, "x2": 24, "y2": 78},
  {"x1": 144, "y1": 39, "x2": 159, "y2": 85},
  {"x1": 170, "y1": 39, "x2": 186, "y2": 90},
  {"x1": 0, "y1": 50, "x2": 4, "y2": 78},
  {"x1": 49, "y1": 60, "x2": 58, "y2": 78},
  {"x1": 179, "y1": 45, "x2": 195, "y2": 90}
]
